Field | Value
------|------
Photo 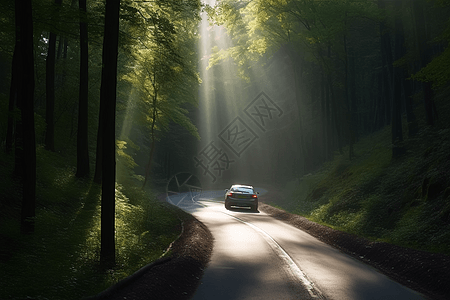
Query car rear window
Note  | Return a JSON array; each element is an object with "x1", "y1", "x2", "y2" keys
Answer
[{"x1": 231, "y1": 187, "x2": 253, "y2": 194}]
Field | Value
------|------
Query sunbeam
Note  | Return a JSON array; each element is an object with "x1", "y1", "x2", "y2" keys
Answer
[{"x1": 194, "y1": 1, "x2": 302, "y2": 190}]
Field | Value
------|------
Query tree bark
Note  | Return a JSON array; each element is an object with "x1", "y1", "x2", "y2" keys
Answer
[
  {"x1": 100, "y1": 0, "x2": 120, "y2": 268},
  {"x1": 403, "y1": 68, "x2": 418, "y2": 137},
  {"x1": 392, "y1": 1, "x2": 404, "y2": 158},
  {"x1": 15, "y1": 0, "x2": 36, "y2": 234},
  {"x1": 379, "y1": 0, "x2": 393, "y2": 126},
  {"x1": 94, "y1": 114, "x2": 103, "y2": 184},
  {"x1": 6, "y1": 48, "x2": 19, "y2": 154},
  {"x1": 284, "y1": 44, "x2": 306, "y2": 175},
  {"x1": 142, "y1": 96, "x2": 158, "y2": 189},
  {"x1": 45, "y1": 0, "x2": 62, "y2": 152},
  {"x1": 320, "y1": 73, "x2": 328, "y2": 161},
  {"x1": 325, "y1": 71, "x2": 332, "y2": 159},
  {"x1": 412, "y1": 0, "x2": 435, "y2": 126},
  {"x1": 45, "y1": 29, "x2": 56, "y2": 152},
  {"x1": 348, "y1": 49, "x2": 357, "y2": 160},
  {"x1": 76, "y1": 0, "x2": 90, "y2": 178}
]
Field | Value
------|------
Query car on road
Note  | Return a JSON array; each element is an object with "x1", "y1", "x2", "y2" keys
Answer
[{"x1": 224, "y1": 184, "x2": 259, "y2": 211}]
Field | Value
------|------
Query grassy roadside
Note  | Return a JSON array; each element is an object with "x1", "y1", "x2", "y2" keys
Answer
[
  {"x1": 268, "y1": 104, "x2": 450, "y2": 256},
  {"x1": 0, "y1": 147, "x2": 181, "y2": 300}
]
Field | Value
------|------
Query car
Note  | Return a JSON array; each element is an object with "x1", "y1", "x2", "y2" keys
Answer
[{"x1": 224, "y1": 184, "x2": 259, "y2": 211}]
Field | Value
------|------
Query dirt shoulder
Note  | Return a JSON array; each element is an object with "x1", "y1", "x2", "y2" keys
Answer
[
  {"x1": 258, "y1": 202, "x2": 450, "y2": 300},
  {"x1": 86, "y1": 208, "x2": 213, "y2": 300}
]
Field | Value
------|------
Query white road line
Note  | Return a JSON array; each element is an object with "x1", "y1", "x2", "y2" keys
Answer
[
  {"x1": 222, "y1": 211, "x2": 325, "y2": 299},
  {"x1": 194, "y1": 200, "x2": 324, "y2": 299}
]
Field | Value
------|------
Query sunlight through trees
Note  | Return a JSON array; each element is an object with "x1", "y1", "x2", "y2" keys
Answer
[{"x1": 1, "y1": 0, "x2": 450, "y2": 298}]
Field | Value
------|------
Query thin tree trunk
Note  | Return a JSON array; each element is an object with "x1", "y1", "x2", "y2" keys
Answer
[
  {"x1": 379, "y1": 0, "x2": 393, "y2": 126},
  {"x1": 45, "y1": 0, "x2": 62, "y2": 152},
  {"x1": 45, "y1": 29, "x2": 56, "y2": 151},
  {"x1": 392, "y1": 1, "x2": 404, "y2": 158},
  {"x1": 76, "y1": 0, "x2": 90, "y2": 178},
  {"x1": 94, "y1": 114, "x2": 103, "y2": 184},
  {"x1": 413, "y1": 0, "x2": 435, "y2": 126},
  {"x1": 378, "y1": 72, "x2": 385, "y2": 129},
  {"x1": 404, "y1": 68, "x2": 418, "y2": 137},
  {"x1": 320, "y1": 73, "x2": 328, "y2": 161},
  {"x1": 348, "y1": 53, "x2": 357, "y2": 160},
  {"x1": 142, "y1": 136, "x2": 156, "y2": 189},
  {"x1": 329, "y1": 76, "x2": 342, "y2": 155},
  {"x1": 16, "y1": 0, "x2": 36, "y2": 234},
  {"x1": 56, "y1": 35, "x2": 63, "y2": 59},
  {"x1": 142, "y1": 83, "x2": 158, "y2": 189},
  {"x1": 285, "y1": 44, "x2": 306, "y2": 174},
  {"x1": 100, "y1": 0, "x2": 120, "y2": 268},
  {"x1": 6, "y1": 48, "x2": 19, "y2": 154},
  {"x1": 325, "y1": 72, "x2": 332, "y2": 158}
]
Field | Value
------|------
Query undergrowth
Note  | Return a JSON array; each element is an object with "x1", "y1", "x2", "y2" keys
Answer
[
  {"x1": 0, "y1": 147, "x2": 181, "y2": 300},
  {"x1": 271, "y1": 92, "x2": 450, "y2": 256}
]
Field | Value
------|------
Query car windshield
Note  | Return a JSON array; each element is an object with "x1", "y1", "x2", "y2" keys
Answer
[{"x1": 231, "y1": 186, "x2": 253, "y2": 194}]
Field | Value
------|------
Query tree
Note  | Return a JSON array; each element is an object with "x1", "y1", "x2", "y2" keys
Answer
[
  {"x1": 207, "y1": 0, "x2": 379, "y2": 170},
  {"x1": 412, "y1": 0, "x2": 435, "y2": 126},
  {"x1": 45, "y1": 0, "x2": 62, "y2": 152},
  {"x1": 391, "y1": 0, "x2": 404, "y2": 157},
  {"x1": 99, "y1": 0, "x2": 120, "y2": 267},
  {"x1": 76, "y1": 0, "x2": 90, "y2": 178},
  {"x1": 411, "y1": 0, "x2": 450, "y2": 122},
  {"x1": 120, "y1": 0, "x2": 201, "y2": 188},
  {"x1": 14, "y1": 0, "x2": 36, "y2": 234},
  {"x1": 6, "y1": 46, "x2": 18, "y2": 155}
]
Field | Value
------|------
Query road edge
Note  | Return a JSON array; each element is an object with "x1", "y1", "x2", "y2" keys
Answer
[
  {"x1": 259, "y1": 202, "x2": 450, "y2": 300},
  {"x1": 83, "y1": 204, "x2": 214, "y2": 300}
]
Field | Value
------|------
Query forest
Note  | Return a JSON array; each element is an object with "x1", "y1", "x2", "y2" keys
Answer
[{"x1": 0, "y1": 0, "x2": 449, "y2": 299}]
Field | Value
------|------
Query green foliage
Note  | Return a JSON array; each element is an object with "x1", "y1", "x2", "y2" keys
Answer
[
  {"x1": 117, "y1": 140, "x2": 138, "y2": 169},
  {"x1": 409, "y1": 0, "x2": 450, "y2": 88},
  {"x1": 207, "y1": 0, "x2": 380, "y2": 79},
  {"x1": 276, "y1": 117, "x2": 450, "y2": 255},
  {"x1": 0, "y1": 0, "x2": 203, "y2": 298},
  {"x1": 120, "y1": 0, "x2": 201, "y2": 151},
  {"x1": 0, "y1": 149, "x2": 181, "y2": 299},
  {"x1": 412, "y1": 44, "x2": 450, "y2": 88}
]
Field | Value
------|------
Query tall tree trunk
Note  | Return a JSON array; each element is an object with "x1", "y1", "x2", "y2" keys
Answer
[
  {"x1": 413, "y1": 0, "x2": 435, "y2": 126},
  {"x1": 329, "y1": 77, "x2": 343, "y2": 155},
  {"x1": 392, "y1": 1, "x2": 404, "y2": 158},
  {"x1": 142, "y1": 97, "x2": 158, "y2": 189},
  {"x1": 94, "y1": 114, "x2": 103, "y2": 184},
  {"x1": 349, "y1": 53, "x2": 357, "y2": 160},
  {"x1": 6, "y1": 48, "x2": 19, "y2": 154},
  {"x1": 404, "y1": 77, "x2": 418, "y2": 137},
  {"x1": 320, "y1": 73, "x2": 328, "y2": 161},
  {"x1": 376, "y1": 72, "x2": 385, "y2": 130},
  {"x1": 142, "y1": 137, "x2": 156, "y2": 189},
  {"x1": 56, "y1": 35, "x2": 63, "y2": 59},
  {"x1": 76, "y1": 0, "x2": 90, "y2": 178},
  {"x1": 100, "y1": 0, "x2": 120, "y2": 268},
  {"x1": 325, "y1": 72, "x2": 332, "y2": 159},
  {"x1": 16, "y1": 0, "x2": 36, "y2": 234},
  {"x1": 285, "y1": 44, "x2": 306, "y2": 175},
  {"x1": 45, "y1": 29, "x2": 56, "y2": 151},
  {"x1": 379, "y1": 0, "x2": 393, "y2": 126},
  {"x1": 45, "y1": 0, "x2": 62, "y2": 152},
  {"x1": 294, "y1": 59, "x2": 307, "y2": 174}
]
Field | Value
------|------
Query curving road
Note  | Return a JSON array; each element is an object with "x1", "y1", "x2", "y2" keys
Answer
[{"x1": 167, "y1": 191, "x2": 426, "y2": 300}]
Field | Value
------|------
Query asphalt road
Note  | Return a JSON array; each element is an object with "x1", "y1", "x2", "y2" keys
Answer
[{"x1": 167, "y1": 191, "x2": 426, "y2": 300}]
